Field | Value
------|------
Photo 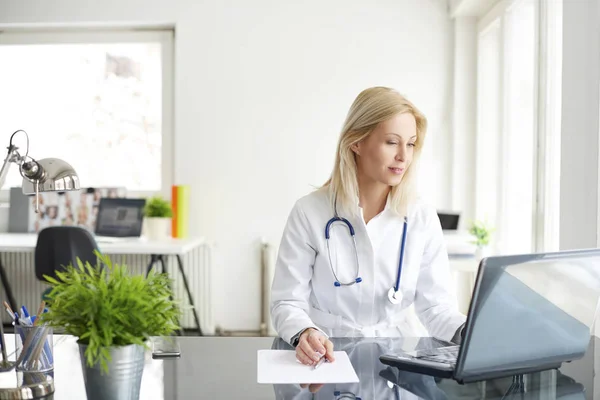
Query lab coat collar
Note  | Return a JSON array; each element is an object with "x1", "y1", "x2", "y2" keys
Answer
[{"x1": 356, "y1": 191, "x2": 393, "y2": 214}]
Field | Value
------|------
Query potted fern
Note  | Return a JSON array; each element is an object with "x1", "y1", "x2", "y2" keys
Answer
[
  {"x1": 468, "y1": 219, "x2": 494, "y2": 260},
  {"x1": 143, "y1": 196, "x2": 173, "y2": 240},
  {"x1": 40, "y1": 252, "x2": 180, "y2": 400}
]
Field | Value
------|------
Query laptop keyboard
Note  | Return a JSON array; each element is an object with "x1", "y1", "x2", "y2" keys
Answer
[{"x1": 413, "y1": 346, "x2": 459, "y2": 365}]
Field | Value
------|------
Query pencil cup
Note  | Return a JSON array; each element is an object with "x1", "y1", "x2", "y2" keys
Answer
[{"x1": 15, "y1": 325, "x2": 54, "y2": 372}]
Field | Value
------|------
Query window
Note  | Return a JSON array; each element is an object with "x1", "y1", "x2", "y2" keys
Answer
[
  {"x1": 0, "y1": 29, "x2": 173, "y2": 197},
  {"x1": 501, "y1": 0, "x2": 536, "y2": 254},
  {"x1": 475, "y1": 20, "x2": 501, "y2": 232},
  {"x1": 475, "y1": 0, "x2": 561, "y2": 255}
]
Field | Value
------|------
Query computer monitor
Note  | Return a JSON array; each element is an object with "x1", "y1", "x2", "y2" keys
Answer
[
  {"x1": 437, "y1": 212, "x2": 460, "y2": 230},
  {"x1": 94, "y1": 198, "x2": 145, "y2": 238}
]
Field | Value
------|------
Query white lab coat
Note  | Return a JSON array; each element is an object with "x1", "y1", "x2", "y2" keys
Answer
[{"x1": 270, "y1": 188, "x2": 466, "y2": 344}]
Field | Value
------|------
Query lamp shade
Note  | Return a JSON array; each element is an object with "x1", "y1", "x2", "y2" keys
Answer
[{"x1": 21, "y1": 158, "x2": 80, "y2": 194}]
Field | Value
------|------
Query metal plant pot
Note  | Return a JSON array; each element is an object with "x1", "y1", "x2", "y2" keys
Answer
[{"x1": 79, "y1": 343, "x2": 145, "y2": 400}]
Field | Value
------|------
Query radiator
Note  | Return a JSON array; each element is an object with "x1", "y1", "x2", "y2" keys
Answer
[
  {"x1": 0, "y1": 245, "x2": 215, "y2": 335},
  {"x1": 217, "y1": 240, "x2": 277, "y2": 337},
  {"x1": 261, "y1": 241, "x2": 277, "y2": 337}
]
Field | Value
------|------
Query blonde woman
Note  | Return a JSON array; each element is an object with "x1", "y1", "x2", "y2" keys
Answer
[{"x1": 270, "y1": 87, "x2": 466, "y2": 367}]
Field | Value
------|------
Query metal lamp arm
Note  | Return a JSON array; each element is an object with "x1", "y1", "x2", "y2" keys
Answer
[
  {"x1": 0, "y1": 129, "x2": 80, "y2": 214},
  {"x1": 0, "y1": 131, "x2": 45, "y2": 213},
  {"x1": 0, "y1": 145, "x2": 23, "y2": 190}
]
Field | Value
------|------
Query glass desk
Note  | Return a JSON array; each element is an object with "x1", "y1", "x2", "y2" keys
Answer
[{"x1": 0, "y1": 334, "x2": 597, "y2": 399}]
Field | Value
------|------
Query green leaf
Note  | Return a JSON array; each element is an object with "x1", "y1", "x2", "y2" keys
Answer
[
  {"x1": 468, "y1": 219, "x2": 494, "y2": 247},
  {"x1": 40, "y1": 254, "x2": 181, "y2": 374},
  {"x1": 143, "y1": 196, "x2": 173, "y2": 218}
]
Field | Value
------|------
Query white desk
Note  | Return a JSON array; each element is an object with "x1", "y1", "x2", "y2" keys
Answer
[
  {"x1": 0, "y1": 233, "x2": 205, "y2": 335},
  {"x1": 0, "y1": 233, "x2": 204, "y2": 255},
  {"x1": 449, "y1": 255, "x2": 480, "y2": 314}
]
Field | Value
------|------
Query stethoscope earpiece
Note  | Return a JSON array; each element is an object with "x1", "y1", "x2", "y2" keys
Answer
[{"x1": 335, "y1": 277, "x2": 361, "y2": 287}]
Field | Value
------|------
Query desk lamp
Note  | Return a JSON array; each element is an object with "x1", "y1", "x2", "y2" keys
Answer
[
  {"x1": 0, "y1": 129, "x2": 79, "y2": 398},
  {"x1": 0, "y1": 130, "x2": 80, "y2": 212}
]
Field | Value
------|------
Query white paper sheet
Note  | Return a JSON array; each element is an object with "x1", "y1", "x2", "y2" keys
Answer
[{"x1": 257, "y1": 350, "x2": 359, "y2": 384}]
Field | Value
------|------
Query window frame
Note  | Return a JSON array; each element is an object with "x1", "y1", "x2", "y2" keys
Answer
[
  {"x1": 476, "y1": 0, "x2": 560, "y2": 254},
  {"x1": 0, "y1": 28, "x2": 174, "y2": 202},
  {"x1": 474, "y1": 17, "x2": 503, "y2": 231},
  {"x1": 534, "y1": 0, "x2": 562, "y2": 252}
]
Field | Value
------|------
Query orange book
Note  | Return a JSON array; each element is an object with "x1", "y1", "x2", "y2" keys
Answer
[{"x1": 171, "y1": 185, "x2": 179, "y2": 238}]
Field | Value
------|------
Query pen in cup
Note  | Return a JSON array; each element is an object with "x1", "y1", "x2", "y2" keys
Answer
[
  {"x1": 33, "y1": 302, "x2": 45, "y2": 326},
  {"x1": 3, "y1": 302, "x2": 18, "y2": 325},
  {"x1": 12, "y1": 301, "x2": 54, "y2": 371}
]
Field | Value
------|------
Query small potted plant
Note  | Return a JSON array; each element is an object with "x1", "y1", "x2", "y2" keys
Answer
[
  {"x1": 143, "y1": 196, "x2": 173, "y2": 240},
  {"x1": 40, "y1": 252, "x2": 180, "y2": 400},
  {"x1": 468, "y1": 219, "x2": 494, "y2": 260}
]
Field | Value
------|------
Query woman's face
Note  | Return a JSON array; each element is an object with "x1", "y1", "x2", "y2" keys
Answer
[{"x1": 352, "y1": 112, "x2": 417, "y2": 187}]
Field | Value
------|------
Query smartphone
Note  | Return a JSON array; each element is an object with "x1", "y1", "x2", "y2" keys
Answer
[{"x1": 151, "y1": 336, "x2": 181, "y2": 359}]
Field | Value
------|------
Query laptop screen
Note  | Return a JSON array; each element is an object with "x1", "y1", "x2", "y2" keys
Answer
[
  {"x1": 456, "y1": 250, "x2": 600, "y2": 381},
  {"x1": 94, "y1": 198, "x2": 145, "y2": 237}
]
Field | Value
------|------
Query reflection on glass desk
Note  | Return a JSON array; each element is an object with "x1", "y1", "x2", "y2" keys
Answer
[{"x1": 0, "y1": 334, "x2": 595, "y2": 399}]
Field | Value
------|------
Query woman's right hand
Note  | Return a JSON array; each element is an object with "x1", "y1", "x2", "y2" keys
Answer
[{"x1": 296, "y1": 328, "x2": 335, "y2": 366}]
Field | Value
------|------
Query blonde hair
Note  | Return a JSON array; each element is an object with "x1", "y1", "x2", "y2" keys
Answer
[{"x1": 322, "y1": 87, "x2": 428, "y2": 217}]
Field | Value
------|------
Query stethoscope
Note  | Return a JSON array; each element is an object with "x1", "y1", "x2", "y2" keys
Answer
[
  {"x1": 334, "y1": 390, "x2": 361, "y2": 400},
  {"x1": 324, "y1": 204, "x2": 408, "y2": 305},
  {"x1": 333, "y1": 384, "x2": 400, "y2": 399}
]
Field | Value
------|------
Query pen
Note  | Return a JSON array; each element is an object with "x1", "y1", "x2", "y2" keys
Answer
[
  {"x1": 3, "y1": 303, "x2": 18, "y2": 326},
  {"x1": 313, "y1": 355, "x2": 326, "y2": 370},
  {"x1": 33, "y1": 301, "x2": 45, "y2": 326},
  {"x1": 4, "y1": 309, "x2": 14, "y2": 321}
]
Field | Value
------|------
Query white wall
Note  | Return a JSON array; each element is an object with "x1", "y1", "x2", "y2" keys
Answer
[
  {"x1": 559, "y1": 0, "x2": 600, "y2": 251},
  {"x1": 560, "y1": 1, "x2": 600, "y2": 391},
  {"x1": 0, "y1": 0, "x2": 456, "y2": 331}
]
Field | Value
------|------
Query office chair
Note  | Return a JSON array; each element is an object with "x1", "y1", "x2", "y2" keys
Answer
[{"x1": 35, "y1": 226, "x2": 101, "y2": 301}]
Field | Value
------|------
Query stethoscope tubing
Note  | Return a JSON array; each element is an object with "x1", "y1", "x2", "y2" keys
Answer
[
  {"x1": 325, "y1": 214, "x2": 407, "y2": 292},
  {"x1": 325, "y1": 217, "x2": 362, "y2": 286},
  {"x1": 394, "y1": 216, "x2": 408, "y2": 292}
]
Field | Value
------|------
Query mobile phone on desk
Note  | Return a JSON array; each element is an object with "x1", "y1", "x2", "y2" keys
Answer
[{"x1": 151, "y1": 336, "x2": 181, "y2": 359}]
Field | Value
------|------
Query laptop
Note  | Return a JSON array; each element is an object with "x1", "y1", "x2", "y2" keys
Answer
[
  {"x1": 380, "y1": 248, "x2": 600, "y2": 383},
  {"x1": 378, "y1": 365, "x2": 586, "y2": 399},
  {"x1": 94, "y1": 198, "x2": 146, "y2": 242}
]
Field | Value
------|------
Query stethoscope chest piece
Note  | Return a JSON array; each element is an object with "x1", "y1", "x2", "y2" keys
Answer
[{"x1": 387, "y1": 287, "x2": 403, "y2": 305}]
